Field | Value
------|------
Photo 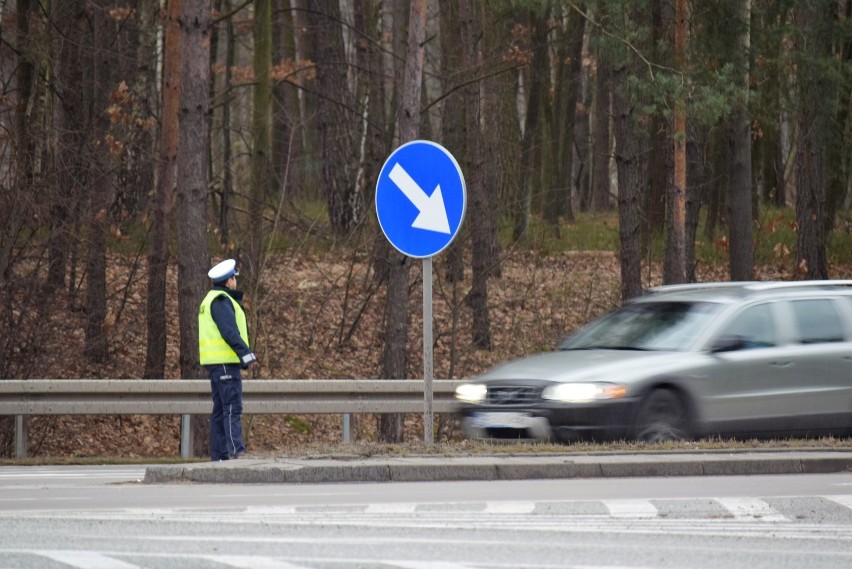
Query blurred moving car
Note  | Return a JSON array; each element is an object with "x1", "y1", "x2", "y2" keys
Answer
[{"x1": 455, "y1": 281, "x2": 852, "y2": 442}]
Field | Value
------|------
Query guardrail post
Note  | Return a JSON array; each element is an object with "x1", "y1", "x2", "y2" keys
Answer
[
  {"x1": 342, "y1": 414, "x2": 351, "y2": 443},
  {"x1": 15, "y1": 415, "x2": 27, "y2": 459},
  {"x1": 180, "y1": 414, "x2": 192, "y2": 459}
]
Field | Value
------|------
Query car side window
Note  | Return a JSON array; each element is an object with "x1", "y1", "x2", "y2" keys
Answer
[
  {"x1": 790, "y1": 299, "x2": 845, "y2": 344},
  {"x1": 717, "y1": 303, "x2": 777, "y2": 350}
]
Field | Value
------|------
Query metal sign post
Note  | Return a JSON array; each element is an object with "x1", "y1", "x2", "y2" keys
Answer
[
  {"x1": 423, "y1": 257, "x2": 434, "y2": 444},
  {"x1": 376, "y1": 140, "x2": 466, "y2": 445}
]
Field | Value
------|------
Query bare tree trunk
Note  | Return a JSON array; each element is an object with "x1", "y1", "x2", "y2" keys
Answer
[
  {"x1": 613, "y1": 5, "x2": 646, "y2": 301},
  {"x1": 664, "y1": 0, "x2": 687, "y2": 285},
  {"x1": 84, "y1": 0, "x2": 113, "y2": 363},
  {"x1": 247, "y1": 0, "x2": 273, "y2": 301},
  {"x1": 1, "y1": 0, "x2": 35, "y2": 284},
  {"x1": 216, "y1": 0, "x2": 236, "y2": 244},
  {"x1": 345, "y1": 0, "x2": 385, "y2": 442},
  {"x1": 379, "y1": 0, "x2": 427, "y2": 443},
  {"x1": 439, "y1": 0, "x2": 465, "y2": 284},
  {"x1": 479, "y1": 6, "x2": 503, "y2": 280},
  {"x1": 591, "y1": 26, "x2": 612, "y2": 212},
  {"x1": 460, "y1": 0, "x2": 491, "y2": 350},
  {"x1": 370, "y1": 0, "x2": 409, "y2": 284},
  {"x1": 793, "y1": 2, "x2": 828, "y2": 280},
  {"x1": 309, "y1": 0, "x2": 363, "y2": 235},
  {"x1": 728, "y1": 0, "x2": 754, "y2": 282},
  {"x1": 289, "y1": 0, "x2": 319, "y2": 202},
  {"x1": 145, "y1": 0, "x2": 181, "y2": 379},
  {"x1": 645, "y1": 0, "x2": 668, "y2": 236},
  {"x1": 178, "y1": 0, "x2": 213, "y2": 455},
  {"x1": 272, "y1": 0, "x2": 297, "y2": 202},
  {"x1": 685, "y1": 121, "x2": 706, "y2": 282},
  {"x1": 124, "y1": 0, "x2": 158, "y2": 222},
  {"x1": 703, "y1": 127, "x2": 726, "y2": 241},
  {"x1": 823, "y1": 1, "x2": 852, "y2": 235},
  {"x1": 47, "y1": 0, "x2": 87, "y2": 291},
  {"x1": 512, "y1": 7, "x2": 547, "y2": 241},
  {"x1": 542, "y1": 3, "x2": 560, "y2": 233},
  {"x1": 549, "y1": 5, "x2": 583, "y2": 222},
  {"x1": 795, "y1": 131, "x2": 828, "y2": 280},
  {"x1": 437, "y1": 0, "x2": 465, "y2": 389}
]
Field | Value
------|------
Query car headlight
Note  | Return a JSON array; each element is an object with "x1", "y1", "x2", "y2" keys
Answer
[
  {"x1": 455, "y1": 383, "x2": 487, "y2": 404},
  {"x1": 541, "y1": 382, "x2": 627, "y2": 403}
]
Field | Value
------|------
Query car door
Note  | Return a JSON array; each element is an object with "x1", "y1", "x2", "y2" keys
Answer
[
  {"x1": 695, "y1": 301, "x2": 795, "y2": 434},
  {"x1": 768, "y1": 297, "x2": 852, "y2": 432}
]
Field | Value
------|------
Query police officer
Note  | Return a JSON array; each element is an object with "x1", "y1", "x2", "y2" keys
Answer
[{"x1": 198, "y1": 259, "x2": 257, "y2": 461}]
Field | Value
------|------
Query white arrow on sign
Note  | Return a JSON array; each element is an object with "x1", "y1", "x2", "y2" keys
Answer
[{"x1": 388, "y1": 163, "x2": 451, "y2": 234}]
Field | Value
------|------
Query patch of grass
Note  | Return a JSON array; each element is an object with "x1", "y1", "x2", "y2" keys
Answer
[
  {"x1": 269, "y1": 436, "x2": 852, "y2": 459},
  {"x1": 263, "y1": 197, "x2": 383, "y2": 255},
  {"x1": 497, "y1": 212, "x2": 621, "y2": 254},
  {"x1": 493, "y1": 206, "x2": 847, "y2": 272},
  {"x1": 828, "y1": 211, "x2": 852, "y2": 264},
  {"x1": 6, "y1": 437, "x2": 851, "y2": 465},
  {"x1": 284, "y1": 415, "x2": 313, "y2": 435},
  {"x1": 752, "y1": 207, "x2": 798, "y2": 266},
  {"x1": 100, "y1": 199, "x2": 850, "y2": 272}
]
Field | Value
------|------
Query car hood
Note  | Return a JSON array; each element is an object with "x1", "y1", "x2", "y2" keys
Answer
[{"x1": 476, "y1": 349, "x2": 693, "y2": 384}]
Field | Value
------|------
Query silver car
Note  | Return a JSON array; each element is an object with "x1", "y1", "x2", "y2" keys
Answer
[{"x1": 455, "y1": 281, "x2": 852, "y2": 442}]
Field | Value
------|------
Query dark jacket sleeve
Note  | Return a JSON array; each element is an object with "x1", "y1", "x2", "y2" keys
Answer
[{"x1": 210, "y1": 296, "x2": 253, "y2": 362}]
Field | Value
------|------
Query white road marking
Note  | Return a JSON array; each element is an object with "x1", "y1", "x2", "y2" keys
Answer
[
  {"x1": 39, "y1": 551, "x2": 143, "y2": 569},
  {"x1": 572, "y1": 566, "x2": 660, "y2": 569},
  {"x1": 366, "y1": 502, "x2": 418, "y2": 513},
  {"x1": 15, "y1": 550, "x2": 662, "y2": 569},
  {"x1": 824, "y1": 495, "x2": 852, "y2": 510},
  {"x1": 4, "y1": 494, "x2": 851, "y2": 529},
  {"x1": 206, "y1": 555, "x2": 313, "y2": 568},
  {"x1": 603, "y1": 499, "x2": 658, "y2": 518},
  {"x1": 483, "y1": 501, "x2": 537, "y2": 514},
  {"x1": 714, "y1": 498, "x2": 788, "y2": 521},
  {"x1": 0, "y1": 496, "x2": 88, "y2": 502},
  {"x1": 244, "y1": 505, "x2": 298, "y2": 514},
  {"x1": 393, "y1": 563, "x2": 479, "y2": 569},
  {"x1": 0, "y1": 470, "x2": 144, "y2": 479}
]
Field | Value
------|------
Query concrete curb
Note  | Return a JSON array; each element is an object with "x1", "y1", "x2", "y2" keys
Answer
[{"x1": 143, "y1": 451, "x2": 852, "y2": 485}]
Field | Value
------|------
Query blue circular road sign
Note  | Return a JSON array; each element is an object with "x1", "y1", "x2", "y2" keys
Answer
[{"x1": 375, "y1": 140, "x2": 466, "y2": 258}]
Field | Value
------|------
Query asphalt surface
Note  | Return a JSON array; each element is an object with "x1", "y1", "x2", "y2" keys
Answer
[{"x1": 143, "y1": 449, "x2": 852, "y2": 484}]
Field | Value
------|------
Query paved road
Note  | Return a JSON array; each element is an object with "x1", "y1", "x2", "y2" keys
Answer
[
  {"x1": 1, "y1": 463, "x2": 851, "y2": 568},
  {"x1": 0, "y1": 465, "x2": 147, "y2": 488}
]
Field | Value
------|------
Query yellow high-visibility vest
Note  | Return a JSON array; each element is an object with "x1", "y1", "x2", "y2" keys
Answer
[{"x1": 198, "y1": 290, "x2": 250, "y2": 365}]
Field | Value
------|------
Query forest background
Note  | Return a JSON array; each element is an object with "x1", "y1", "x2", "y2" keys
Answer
[{"x1": 0, "y1": 0, "x2": 851, "y2": 459}]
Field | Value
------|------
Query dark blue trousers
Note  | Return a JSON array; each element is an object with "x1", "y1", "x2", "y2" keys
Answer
[{"x1": 207, "y1": 364, "x2": 245, "y2": 461}]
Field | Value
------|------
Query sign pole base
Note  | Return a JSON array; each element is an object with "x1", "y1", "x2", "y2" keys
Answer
[{"x1": 423, "y1": 257, "x2": 434, "y2": 446}]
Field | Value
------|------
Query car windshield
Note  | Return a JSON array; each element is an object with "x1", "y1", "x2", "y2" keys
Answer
[{"x1": 560, "y1": 301, "x2": 721, "y2": 351}]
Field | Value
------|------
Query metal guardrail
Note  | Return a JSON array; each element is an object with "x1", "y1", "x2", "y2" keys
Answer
[{"x1": 0, "y1": 379, "x2": 466, "y2": 459}]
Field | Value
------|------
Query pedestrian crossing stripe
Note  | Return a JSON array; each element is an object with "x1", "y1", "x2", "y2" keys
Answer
[
  {"x1": 712, "y1": 498, "x2": 788, "y2": 521},
  {"x1": 5, "y1": 495, "x2": 851, "y2": 523}
]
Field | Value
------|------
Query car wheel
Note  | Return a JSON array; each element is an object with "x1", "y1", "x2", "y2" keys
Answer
[{"x1": 634, "y1": 389, "x2": 689, "y2": 442}]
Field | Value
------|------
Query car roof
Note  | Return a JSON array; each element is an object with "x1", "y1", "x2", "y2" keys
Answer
[{"x1": 637, "y1": 280, "x2": 852, "y2": 304}]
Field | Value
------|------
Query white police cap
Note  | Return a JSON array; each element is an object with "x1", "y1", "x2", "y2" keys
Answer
[{"x1": 208, "y1": 258, "x2": 238, "y2": 282}]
